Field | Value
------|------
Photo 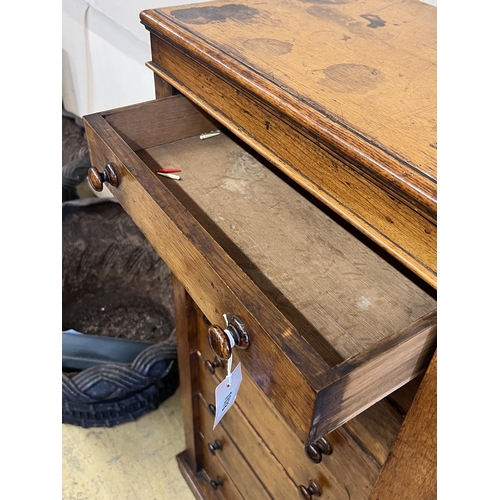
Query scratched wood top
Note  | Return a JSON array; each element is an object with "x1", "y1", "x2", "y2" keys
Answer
[
  {"x1": 137, "y1": 131, "x2": 436, "y2": 362},
  {"x1": 142, "y1": 0, "x2": 437, "y2": 217}
]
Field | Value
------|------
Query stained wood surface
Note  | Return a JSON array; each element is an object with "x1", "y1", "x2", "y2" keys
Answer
[
  {"x1": 138, "y1": 131, "x2": 436, "y2": 361},
  {"x1": 140, "y1": 0, "x2": 437, "y2": 287},
  {"x1": 310, "y1": 310, "x2": 435, "y2": 440},
  {"x1": 202, "y1": 366, "x2": 379, "y2": 500},
  {"x1": 196, "y1": 304, "x2": 402, "y2": 473},
  {"x1": 173, "y1": 274, "x2": 204, "y2": 471},
  {"x1": 200, "y1": 391, "x2": 298, "y2": 499},
  {"x1": 102, "y1": 97, "x2": 218, "y2": 151},
  {"x1": 142, "y1": 0, "x2": 436, "y2": 200},
  {"x1": 83, "y1": 94, "x2": 436, "y2": 444},
  {"x1": 197, "y1": 395, "x2": 272, "y2": 500},
  {"x1": 149, "y1": 0, "x2": 436, "y2": 177},
  {"x1": 197, "y1": 345, "x2": 379, "y2": 500},
  {"x1": 82, "y1": 1, "x2": 438, "y2": 494},
  {"x1": 343, "y1": 400, "x2": 402, "y2": 467},
  {"x1": 177, "y1": 451, "x2": 220, "y2": 500},
  {"x1": 200, "y1": 438, "x2": 245, "y2": 500},
  {"x1": 386, "y1": 374, "x2": 423, "y2": 415},
  {"x1": 370, "y1": 350, "x2": 437, "y2": 500},
  {"x1": 154, "y1": 72, "x2": 176, "y2": 98},
  {"x1": 196, "y1": 321, "x2": 382, "y2": 500}
]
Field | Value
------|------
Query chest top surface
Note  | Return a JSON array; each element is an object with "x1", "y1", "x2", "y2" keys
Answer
[{"x1": 141, "y1": 0, "x2": 437, "y2": 218}]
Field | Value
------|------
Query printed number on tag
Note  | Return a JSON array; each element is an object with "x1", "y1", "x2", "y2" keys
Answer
[{"x1": 213, "y1": 363, "x2": 242, "y2": 429}]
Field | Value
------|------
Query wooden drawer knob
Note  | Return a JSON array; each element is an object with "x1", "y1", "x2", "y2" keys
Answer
[
  {"x1": 305, "y1": 437, "x2": 332, "y2": 463},
  {"x1": 208, "y1": 439, "x2": 223, "y2": 455},
  {"x1": 208, "y1": 403, "x2": 216, "y2": 416},
  {"x1": 88, "y1": 163, "x2": 119, "y2": 192},
  {"x1": 204, "y1": 357, "x2": 222, "y2": 374},
  {"x1": 207, "y1": 315, "x2": 249, "y2": 360},
  {"x1": 210, "y1": 476, "x2": 223, "y2": 490},
  {"x1": 298, "y1": 479, "x2": 322, "y2": 499}
]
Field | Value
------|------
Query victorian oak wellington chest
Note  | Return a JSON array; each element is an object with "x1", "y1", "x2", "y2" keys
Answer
[{"x1": 84, "y1": 0, "x2": 437, "y2": 498}]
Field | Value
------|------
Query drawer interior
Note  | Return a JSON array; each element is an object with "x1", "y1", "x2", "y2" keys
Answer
[{"x1": 104, "y1": 95, "x2": 436, "y2": 366}]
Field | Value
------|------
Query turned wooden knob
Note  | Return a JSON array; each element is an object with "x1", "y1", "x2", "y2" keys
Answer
[
  {"x1": 208, "y1": 439, "x2": 223, "y2": 455},
  {"x1": 298, "y1": 479, "x2": 322, "y2": 499},
  {"x1": 204, "y1": 357, "x2": 222, "y2": 374},
  {"x1": 305, "y1": 437, "x2": 332, "y2": 463},
  {"x1": 88, "y1": 163, "x2": 119, "y2": 192},
  {"x1": 207, "y1": 315, "x2": 249, "y2": 360},
  {"x1": 210, "y1": 476, "x2": 223, "y2": 490},
  {"x1": 208, "y1": 404, "x2": 216, "y2": 416}
]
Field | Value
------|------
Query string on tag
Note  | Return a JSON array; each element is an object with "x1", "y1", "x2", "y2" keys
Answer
[{"x1": 223, "y1": 314, "x2": 235, "y2": 387}]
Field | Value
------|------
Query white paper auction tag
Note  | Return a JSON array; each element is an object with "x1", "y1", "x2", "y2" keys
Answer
[{"x1": 213, "y1": 362, "x2": 243, "y2": 429}]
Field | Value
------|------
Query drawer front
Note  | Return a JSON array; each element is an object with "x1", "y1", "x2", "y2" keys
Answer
[
  {"x1": 198, "y1": 395, "x2": 272, "y2": 500},
  {"x1": 84, "y1": 94, "x2": 436, "y2": 446},
  {"x1": 200, "y1": 433, "x2": 245, "y2": 500},
  {"x1": 198, "y1": 365, "x2": 308, "y2": 500},
  {"x1": 197, "y1": 344, "x2": 378, "y2": 500}
]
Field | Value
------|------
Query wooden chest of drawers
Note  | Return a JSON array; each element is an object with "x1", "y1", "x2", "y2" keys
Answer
[{"x1": 83, "y1": 0, "x2": 437, "y2": 498}]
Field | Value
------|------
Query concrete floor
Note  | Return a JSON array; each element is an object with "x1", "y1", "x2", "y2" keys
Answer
[{"x1": 62, "y1": 388, "x2": 196, "y2": 500}]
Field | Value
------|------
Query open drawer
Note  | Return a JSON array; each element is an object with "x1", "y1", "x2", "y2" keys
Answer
[{"x1": 83, "y1": 94, "x2": 436, "y2": 445}]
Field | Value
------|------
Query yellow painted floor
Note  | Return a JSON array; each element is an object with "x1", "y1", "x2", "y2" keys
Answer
[{"x1": 62, "y1": 388, "x2": 196, "y2": 500}]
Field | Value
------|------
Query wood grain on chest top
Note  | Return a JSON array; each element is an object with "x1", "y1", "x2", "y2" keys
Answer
[{"x1": 142, "y1": 0, "x2": 436, "y2": 213}]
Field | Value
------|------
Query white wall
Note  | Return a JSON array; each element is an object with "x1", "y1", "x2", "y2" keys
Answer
[{"x1": 62, "y1": 0, "x2": 206, "y2": 117}]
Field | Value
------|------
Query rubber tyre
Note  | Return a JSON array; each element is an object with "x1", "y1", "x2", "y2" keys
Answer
[
  {"x1": 62, "y1": 361, "x2": 179, "y2": 428},
  {"x1": 62, "y1": 342, "x2": 179, "y2": 428}
]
